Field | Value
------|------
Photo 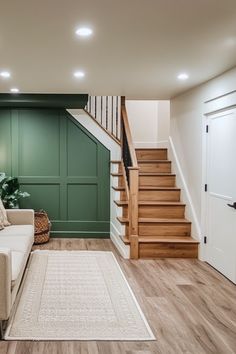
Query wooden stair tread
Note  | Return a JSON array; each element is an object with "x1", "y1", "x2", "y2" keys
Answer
[
  {"x1": 115, "y1": 200, "x2": 185, "y2": 206},
  {"x1": 139, "y1": 236, "x2": 198, "y2": 243},
  {"x1": 139, "y1": 172, "x2": 175, "y2": 176},
  {"x1": 139, "y1": 186, "x2": 180, "y2": 190},
  {"x1": 112, "y1": 186, "x2": 125, "y2": 191},
  {"x1": 117, "y1": 217, "x2": 129, "y2": 223},
  {"x1": 117, "y1": 217, "x2": 191, "y2": 224},
  {"x1": 138, "y1": 160, "x2": 171, "y2": 163},
  {"x1": 111, "y1": 173, "x2": 123, "y2": 176},
  {"x1": 139, "y1": 218, "x2": 191, "y2": 223},
  {"x1": 122, "y1": 236, "x2": 199, "y2": 244},
  {"x1": 135, "y1": 148, "x2": 167, "y2": 151}
]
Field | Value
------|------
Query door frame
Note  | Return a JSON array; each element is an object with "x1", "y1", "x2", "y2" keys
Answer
[{"x1": 201, "y1": 90, "x2": 236, "y2": 262}]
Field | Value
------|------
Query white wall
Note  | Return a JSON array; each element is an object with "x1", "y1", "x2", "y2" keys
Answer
[
  {"x1": 126, "y1": 100, "x2": 170, "y2": 148},
  {"x1": 170, "y1": 66, "x2": 236, "y2": 243}
]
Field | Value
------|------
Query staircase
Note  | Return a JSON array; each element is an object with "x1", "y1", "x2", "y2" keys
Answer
[
  {"x1": 112, "y1": 148, "x2": 199, "y2": 259},
  {"x1": 85, "y1": 95, "x2": 199, "y2": 259}
]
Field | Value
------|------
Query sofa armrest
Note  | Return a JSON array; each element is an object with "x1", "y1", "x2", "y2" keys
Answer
[
  {"x1": 6, "y1": 209, "x2": 34, "y2": 226},
  {"x1": 0, "y1": 248, "x2": 11, "y2": 320}
]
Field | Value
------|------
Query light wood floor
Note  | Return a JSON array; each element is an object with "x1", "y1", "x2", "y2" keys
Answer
[{"x1": 1, "y1": 238, "x2": 236, "y2": 354}]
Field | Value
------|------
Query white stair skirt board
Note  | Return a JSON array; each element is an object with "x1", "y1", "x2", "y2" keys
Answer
[
  {"x1": 168, "y1": 136, "x2": 201, "y2": 251},
  {"x1": 67, "y1": 109, "x2": 121, "y2": 161},
  {"x1": 5, "y1": 251, "x2": 154, "y2": 341},
  {"x1": 110, "y1": 222, "x2": 130, "y2": 259}
]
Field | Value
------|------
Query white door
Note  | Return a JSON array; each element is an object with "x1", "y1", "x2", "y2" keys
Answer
[{"x1": 206, "y1": 108, "x2": 236, "y2": 284}]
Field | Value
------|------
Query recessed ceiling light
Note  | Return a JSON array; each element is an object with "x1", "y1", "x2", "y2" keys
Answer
[
  {"x1": 177, "y1": 73, "x2": 189, "y2": 80},
  {"x1": 76, "y1": 27, "x2": 93, "y2": 37},
  {"x1": 0, "y1": 71, "x2": 11, "y2": 78},
  {"x1": 74, "y1": 71, "x2": 85, "y2": 78},
  {"x1": 10, "y1": 88, "x2": 19, "y2": 93}
]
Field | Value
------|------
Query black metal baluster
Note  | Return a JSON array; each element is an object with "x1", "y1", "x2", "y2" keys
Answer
[
  {"x1": 111, "y1": 96, "x2": 114, "y2": 136},
  {"x1": 101, "y1": 96, "x2": 103, "y2": 126},
  {"x1": 106, "y1": 96, "x2": 108, "y2": 130},
  {"x1": 95, "y1": 96, "x2": 97, "y2": 119}
]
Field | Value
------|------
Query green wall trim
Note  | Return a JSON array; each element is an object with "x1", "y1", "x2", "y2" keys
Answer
[
  {"x1": 0, "y1": 108, "x2": 110, "y2": 238},
  {"x1": 51, "y1": 232, "x2": 110, "y2": 238},
  {"x1": 0, "y1": 94, "x2": 88, "y2": 108}
]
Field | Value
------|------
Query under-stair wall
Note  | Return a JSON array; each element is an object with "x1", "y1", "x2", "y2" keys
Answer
[
  {"x1": 0, "y1": 107, "x2": 110, "y2": 238},
  {"x1": 68, "y1": 106, "x2": 130, "y2": 258}
]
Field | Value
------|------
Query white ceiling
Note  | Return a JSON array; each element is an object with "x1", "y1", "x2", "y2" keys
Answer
[{"x1": 0, "y1": 0, "x2": 236, "y2": 99}]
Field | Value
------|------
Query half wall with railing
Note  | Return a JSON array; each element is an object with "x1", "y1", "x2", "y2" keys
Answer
[{"x1": 85, "y1": 95, "x2": 139, "y2": 259}]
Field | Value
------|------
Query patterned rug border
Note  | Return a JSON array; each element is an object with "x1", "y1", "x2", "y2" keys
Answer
[{"x1": 5, "y1": 250, "x2": 155, "y2": 341}]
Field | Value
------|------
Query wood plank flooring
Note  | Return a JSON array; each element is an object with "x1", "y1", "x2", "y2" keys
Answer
[{"x1": 0, "y1": 238, "x2": 236, "y2": 354}]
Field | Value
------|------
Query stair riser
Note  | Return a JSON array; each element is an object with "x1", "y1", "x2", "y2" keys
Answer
[
  {"x1": 139, "y1": 223, "x2": 191, "y2": 236},
  {"x1": 122, "y1": 206, "x2": 128, "y2": 218},
  {"x1": 136, "y1": 150, "x2": 167, "y2": 160},
  {"x1": 121, "y1": 205, "x2": 185, "y2": 218},
  {"x1": 139, "y1": 205, "x2": 185, "y2": 218},
  {"x1": 120, "y1": 191, "x2": 127, "y2": 201},
  {"x1": 118, "y1": 176, "x2": 125, "y2": 187},
  {"x1": 139, "y1": 243, "x2": 198, "y2": 258},
  {"x1": 139, "y1": 162, "x2": 171, "y2": 173},
  {"x1": 139, "y1": 190, "x2": 180, "y2": 201},
  {"x1": 139, "y1": 175, "x2": 175, "y2": 187}
]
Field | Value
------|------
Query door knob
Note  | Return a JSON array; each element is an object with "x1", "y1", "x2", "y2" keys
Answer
[{"x1": 227, "y1": 202, "x2": 236, "y2": 209}]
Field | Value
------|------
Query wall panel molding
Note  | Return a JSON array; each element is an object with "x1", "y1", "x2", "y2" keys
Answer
[{"x1": 0, "y1": 108, "x2": 110, "y2": 238}]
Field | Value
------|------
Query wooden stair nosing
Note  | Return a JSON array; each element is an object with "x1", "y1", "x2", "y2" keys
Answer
[
  {"x1": 135, "y1": 148, "x2": 168, "y2": 151},
  {"x1": 114, "y1": 200, "x2": 185, "y2": 206},
  {"x1": 111, "y1": 172, "x2": 123, "y2": 177},
  {"x1": 139, "y1": 172, "x2": 175, "y2": 176},
  {"x1": 122, "y1": 235, "x2": 199, "y2": 244},
  {"x1": 138, "y1": 218, "x2": 191, "y2": 224},
  {"x1": 112, "y1": 186, "x2": 125, "y2": 191},
  {"x1": 139, "y1": 186, "x2": 180, "y2": 191},
  {"x1": 138, "y1": 236, "x2": 198, "y2": 243},
  {"x1": 117, "y1": 217, "x2": 129, "y2": 224},
  {"x1": 138, "y1": 159, "x2": 171, "y2": 163},
  {"x1": 117, "y1": 217, "x2": 191, "y2": 224}
]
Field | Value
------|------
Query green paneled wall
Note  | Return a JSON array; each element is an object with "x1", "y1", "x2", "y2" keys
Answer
[{"x1": 0, "y1": 108, "x2": 110, "y2": 237}]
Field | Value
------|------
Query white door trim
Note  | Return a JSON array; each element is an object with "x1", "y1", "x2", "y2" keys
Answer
[
  {"x1": 199, "y1": 90, "x2": 236, "y2": 261},
  {"x1": 201, "y1": 90, "x2": 236, "y2": 261}
]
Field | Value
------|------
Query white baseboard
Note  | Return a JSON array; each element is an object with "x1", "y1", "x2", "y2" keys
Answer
[
  {"x1": 169, "y1": 136, "x2": 202, "y2": 247},
  {"x1": 134, "y1": 140, "x2": 169, "y2": 149},
  {"x1": 110, "y1": 222, "x2": 130, "y2": 259}
]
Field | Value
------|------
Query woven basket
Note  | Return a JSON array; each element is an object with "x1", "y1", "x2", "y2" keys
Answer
[{"x1": 34, "y1": 210, "x2": 51, "y2": 244}]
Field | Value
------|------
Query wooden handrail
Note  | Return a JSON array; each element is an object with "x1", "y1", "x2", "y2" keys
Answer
[
  {"x1": 121, "y1": 97, "x2": 138, "y2": 169},
  {"x1": 120, "y1": 96, "x2": 139, "y2": 259}
]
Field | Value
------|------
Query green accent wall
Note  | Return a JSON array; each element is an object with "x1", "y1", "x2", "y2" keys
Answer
[{"x1": 0, "y1": 108, "x2": 110, "y2": 237}]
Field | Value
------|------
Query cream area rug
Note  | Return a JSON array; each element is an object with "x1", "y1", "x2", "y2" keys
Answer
[{"x1": 5, "y1": 251, "x2": 155, "y2": 341}]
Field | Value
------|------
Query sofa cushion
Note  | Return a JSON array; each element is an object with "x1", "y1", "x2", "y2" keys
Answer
[
  {"x1": 0, "y1": 225, "x2": 34, "y2": 238},
  {"x1": 0, "y1": 235, "x2": 33, "y2": 253},
  {"x1": 11, "y1": 251, "x2": 26, "y2": 288}
]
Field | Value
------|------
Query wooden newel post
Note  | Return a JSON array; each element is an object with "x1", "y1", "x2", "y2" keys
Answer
[{"x1": 129, "y1": 167, "x2": 139, "y2": 259}]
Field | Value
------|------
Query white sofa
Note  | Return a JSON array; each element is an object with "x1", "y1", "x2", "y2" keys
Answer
[{"x1": 0, "y1": 209, "x2": 34, "y2": 338}]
